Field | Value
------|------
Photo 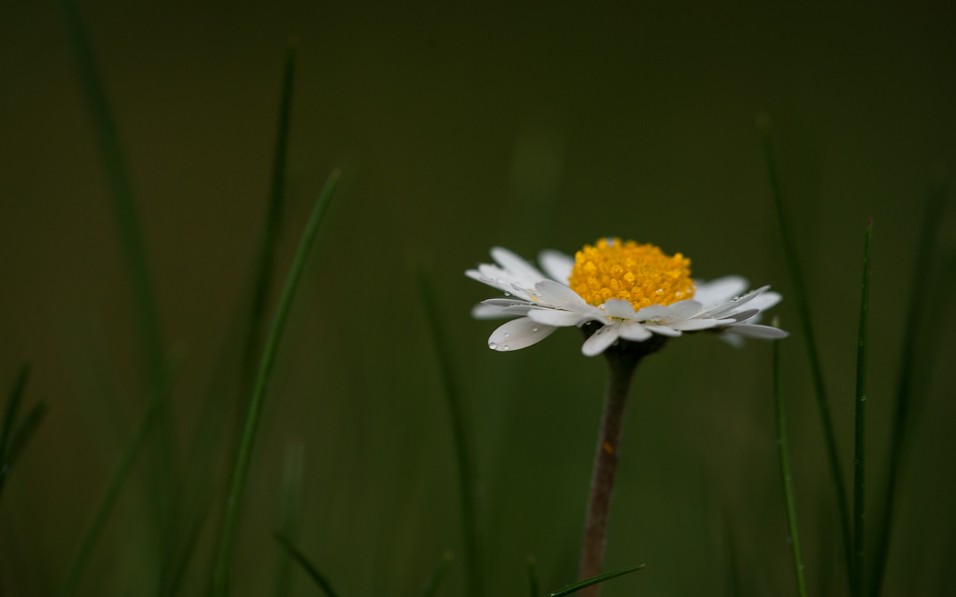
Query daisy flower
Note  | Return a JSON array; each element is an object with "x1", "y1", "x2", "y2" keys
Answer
[{"x1": 467, "y1": 237, "x2": 787, "y2": 356}]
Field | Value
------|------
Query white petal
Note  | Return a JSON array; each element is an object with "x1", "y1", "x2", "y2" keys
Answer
[
  {"x1": 720, "y1": 308, "x2": 759, "y2": 323},
  {"x1": 633, "y1": 304, "x2": 669, "y2": 321},
  {"x1": 539, "y1": 250, "x2": 574, "y2": 284},
  {"x1": 481, "y1": 298, "x2": 533, "y2": 307},
  {"x1": 472, "y1": 303, "x2": 532, "y2": 320},
  {"x1": 668, "y1": 318, "x2": 725, "y2": 331},
  {"x1": 693, "y1": 276, "x2": 748, "y2": 307},
  {"x1": 746, "y1": 291, "x2": 782, "y2": 312},
  {"x1": 619, "y1": 321, "x2": 652, "y2": 341},
  {"x1": 528, "y1": 308, "x2": 590, "y2": 327},
  {"x1": 657, "y1": 300, "x2": 703, "y2": 323},
  {"x1": 488, "y1": 318, "x2": 556, "y2": 351},
  {"x1": 535, "y1": 280, "x2": 590, "y2": 310},
  {"x1": 582, "y1": 324, "x2": 621, "y2": 356},
  {"x1": 700, "y1": 286, "x2": 770, "y2": 319},
  {"x1": 601, "y1": 299, "x2": 636, "y2": 320},
  {"x1": 634, "y1": 300, "x2": 701, "y2": 324},
  {"x1": 644, "y1": 325, "x2": 682, "y2": 337},
  {"x1": 491, "y1": 247, "x2": 545, "y2": 283},
  {"x1": 726, "y1": 323, "x2": 789, "y2": 339}
]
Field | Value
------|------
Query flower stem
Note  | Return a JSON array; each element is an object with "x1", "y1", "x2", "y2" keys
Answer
[{"x1": 578, "y1": 343, "x2": 647, "y2": 596}]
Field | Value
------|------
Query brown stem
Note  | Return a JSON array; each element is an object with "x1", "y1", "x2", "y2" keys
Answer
[{"x1": 577, "y1": 340, "x2": 649, "y2": 597}]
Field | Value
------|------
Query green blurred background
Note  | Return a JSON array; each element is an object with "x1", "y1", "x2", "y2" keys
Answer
[{"x1": 2, "y1": 2, "x2": 955, "y2": 595}]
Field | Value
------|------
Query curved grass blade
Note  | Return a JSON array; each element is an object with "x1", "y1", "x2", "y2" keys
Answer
[
  {"x1": 55, "y1": 0, "x2": 178, "y2": 563},
  {"x1": 0, "y1": 366, "x2": 31, "y2": 467},
  {"x1": 274, "y1": 440, "x2": 304, "y2": 597},
  {"x1": 419, "y1": 550, "x2": 455, "y2": 597},
  {"x1": 274, "y1": 533, "x2": 339, "y2": 597},
  {"x1": 1, "y1": 366, "x2": 46, "y2": 498},
  {"x1": 774, "y1": 328, "x2": 808, "y2": 597},
  {"x1": 548, "y1": 563, "x2": 645, "y2": 596},
  {"x1": 757, "y1": 115, "x2": 853, "y2": 590},
  {"x1": 211, "y1": 170, "x2": 341, "y2": 597},
  {"x1": 241, "y1": 39, "x2": 298, "y2": 405},
  {"x1": 869, "y1": 180, "x2": 948, "y2": 597},
  {"x1": 853, "y1": 219, "x2": 873, "y2": 596},
  {"x1": 62, "y1": 374, "x2": 171, "y2": 596},
  {"x1": 417, "y1": 273, "x2": 482, "y2": 597},
  {"x1": 527, "y1": 554, "x2": 540, "y2": 597}
]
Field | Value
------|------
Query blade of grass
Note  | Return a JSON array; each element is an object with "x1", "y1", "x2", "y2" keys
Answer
[
  {"x1": 548, "y1": 563, "x2": 645, "y2": 597},
  {"x1": 55, "y1": 0, "x2": 177, "y2": 561},
  {"x1": 869, "y1": 180, "x2": 948, "y2": 597},
  {"x1": 853, "y1": 219, "x2": 873, "y2": 596},
  {"x1": 211, "y1": 170, "x2": 341, "y2": 597},
  {"x1": 1, "y1": 366, "x2": 44, "y2": 498},
  {"x1": 417, "y1": 273, "x2": 482, "y2": 597},
  {"x1": 62, "y1": 374, "x2": 171, "y2": 597},
  {"x1": 1, "y1": 366, "x2": 31, "y2": 467},
  {"x1": 527, "y1": 554, "x2": 540, "y2": 597},
  {"x1": 773, "y1": 325, "x2": 808, "y2": 597},
  {"x1": 757, "y1": 115, "x2": 854, "y2": 590},
  {"x1": 274, "y1": 440, "x2": 304, "y2": 597},
  {"x1": 6, "y1": 402, "x2": 48, "y2": 467},
  {"x1": 241, "y1": 39, "x2": 298, "y2": 405},
  {"x1": 274, "y1": 533, "x2": 338, "y2": 597},
  {"x1": 419, "y1": 551, "x2": 455, "y2": 597}
]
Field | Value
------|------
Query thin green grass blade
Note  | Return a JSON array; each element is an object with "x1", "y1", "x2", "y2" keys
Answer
[
  {"x1": 1, "y1": 366, "x2": 43, "y2": 497},
  {"x1": 757, "y1": 115, "x2": 854, "y2": 590},
  {"x1": 6, "y1": 402, "x2": 47, "y2": 472},
  {"x1": 527, "y1": 554, "x2": 541, "y2": 597},
  {"x1": 853, "y1": 219, "x2": 873, "y2": 596},
  {"x1": 55, "y1": 0, "x2": 178, "y2": 563},
  {"x1": 548, "y1": 563, "x2": 645, "y2": 596},
  {"x1": 1, "y1": 366, "x2": 30, "y2": 466},
  {"x1": 274, "y1": 440, "x2": 304, "y2": 597},
  {"x1": 54, "y1": 0, "x2": 163, "y2": 383},
  {"x1": 241, "y1": 40, "x2": 298, "y2": 404},
  {"x1": 419, "y1": 551, "x2": 455, "y2": 597},
  {"x1": 274, "y1": 533, "x2": 339, "y2": 597},
  {"x1": 417, "y1": 273, "x2": 482, "y2": 597},
  {"x1": 62, "y1": 375, "x2": 171, "y2": 597},
  {"x1": 774, "y1": 326, "x2": 808, "y2": 597},
  {"x1": 211, "y1": 170, "x2": 341, "y2": 597},
  {"x1": 869, "y1": 180, "x2": 948, "y2": 597}
]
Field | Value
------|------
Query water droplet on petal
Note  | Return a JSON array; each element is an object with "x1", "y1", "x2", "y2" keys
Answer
[
  {"x1": 598, "y1": 304, "x2": 606, "y2": 311},
  {"x1": 531, "y1": 327, "x2": 539, "y2": 332},
  {"x1": 488, "y1": 342, "x2": 498, "y2": 350},
  {"x1": 655, "y1": 288, "x2": 664, "y2": 295},
  {"x1": 502, "y1": 344, "x2": 511, "y2": 351},
  {"x1": 504, "y1": 292, "x2": 511, "y2": 297},
  {"x1": 504, "y1": 333, "x2": 511, "y2": 338}
]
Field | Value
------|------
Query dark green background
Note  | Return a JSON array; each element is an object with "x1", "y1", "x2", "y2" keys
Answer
[{"x1": 2, "y1": 2, "x2": 954, "y2": 595}]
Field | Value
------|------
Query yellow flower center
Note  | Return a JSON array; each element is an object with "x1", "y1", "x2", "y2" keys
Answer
[{"x1": 568, "y1": 238, "x2": 695, "y2": 310}]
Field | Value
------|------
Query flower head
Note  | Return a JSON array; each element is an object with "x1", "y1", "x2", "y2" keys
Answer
[{"x1": 467, "y1": 238, "x2": 787, "y2": 356}]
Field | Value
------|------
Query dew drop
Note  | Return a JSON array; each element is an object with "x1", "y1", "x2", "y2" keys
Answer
[
  {"x1": 502, "y1": 344, "x2": 511, "y2": 351},
  {"x1": 504, "y1": 333, "x2": 511, "y2": 338},
  {"x1": 531, "y1": 327, "x2": 539, "y2": 333},
  {"x1": 599, "y1": 304, "x2": 606, "y2": 311},
  {"x1": 488, "y1": 342, "x2": 498, "y2": 350},
  {"x1": 504, "y1": 292, "x2": 511, "y2": 297},
  {"x1": 655, "y1": 288, "x2": 664, "y2": 295},
  {"x1": 733, "y1": 295, "x2": 740, "y2": 301}
]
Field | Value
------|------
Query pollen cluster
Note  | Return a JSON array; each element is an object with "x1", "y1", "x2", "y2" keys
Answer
[{"x1": 568, "y1": 238, "x2": 695, "y2": 310}]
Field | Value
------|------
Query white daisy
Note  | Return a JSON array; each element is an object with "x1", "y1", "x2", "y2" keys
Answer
[{"x1": 467, "y1": 238, "x2": 787, "y2": 356}]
